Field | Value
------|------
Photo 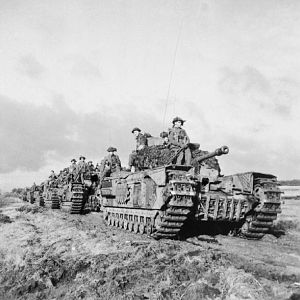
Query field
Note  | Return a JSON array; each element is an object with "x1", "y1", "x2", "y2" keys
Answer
[{"x1": 0, "y1": 197, "x2": 300, "y2": 300}]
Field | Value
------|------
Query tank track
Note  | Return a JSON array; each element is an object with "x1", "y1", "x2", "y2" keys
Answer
[
  {"x1": 240, "y1": 178, "x2": 282, "y2": 239},
  {"x1": 39, "y1": 193, "x2": 44, "y2": 207},
  {"x1": 30, "y1": 194, "x2": 35, "y2": 204},
  {"x1": 151, "y1": 183, "x2": 195, "y2": 239},
  {"x1": 104, "y1": 172, "x2": 196, "y2": 239},
  {"x1": 44, "y1": 190, "x2": 60, "y2": 209},
  {"x1": 61, "y1": 183, "x2": 84, "y2": 214}
]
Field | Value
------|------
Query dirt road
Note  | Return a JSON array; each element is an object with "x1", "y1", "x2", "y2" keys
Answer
[{"x1": 0, "y1": 197, "x2": 300, "y2": 300}]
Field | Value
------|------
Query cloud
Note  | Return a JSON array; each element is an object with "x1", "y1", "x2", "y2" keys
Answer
[
  {"x1": 0, "y1": 95, "x2": 164, "y2": 174},
  {"x1": 219, "y1": 66, "x2": 297, "y2": 118},
  {"x1": 71, "y1": 58, "x2": 101, "y2": 78},
  {"x1": 220, "y1": 66, "x2": 270, "y2": 94},
  {"x1": 17, "y1": 55, "x2": 45, "y2": 79},
  {"x1": 0, "y1": 95, "x2": 76, "y2": 173},
  {"x1": 219, "y1": 132, "x2": 300, "y2": 179}
]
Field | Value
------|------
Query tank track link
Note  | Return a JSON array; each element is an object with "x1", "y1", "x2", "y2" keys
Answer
[
  {"x1": 61, "y1": 183, "x2": 84, "y2": 214},
  {"x1": 241, "y1": 178, "x2": 282, "y2": 239},
  {"x1": 151, "y1": 195, "x2": 194, "y2": 239},
  {"x1": 104, "y1": 174, "x2": 196, "y2": 239}
]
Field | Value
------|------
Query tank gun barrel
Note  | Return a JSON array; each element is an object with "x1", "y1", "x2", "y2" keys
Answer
[{"x1": 196, "y1": 146, "x2": 229, "y2": 163}]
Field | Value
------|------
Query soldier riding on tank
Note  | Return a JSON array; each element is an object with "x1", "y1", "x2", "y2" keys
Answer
[
  {"x1": 68, "y1": 159, "x2": 77, "y2": 183},
  {"x1": 128, "y1": 127, "x2": 148, "y2": 172},
  {"x1": 168, "y1": 116, "x2": 191, "y2": 165},
  {"x1": 76, "y1": 155, "x2": 88, "y2": 183},
  {"x1": 160, "y1": 131, "x2": 170, "y2": 147},
  {"x1": 48, "y1": 170, "x2": 57, "y2": 187},
  {"x1": 100, "y1": 147, "x2": 121, "y2": 180}
]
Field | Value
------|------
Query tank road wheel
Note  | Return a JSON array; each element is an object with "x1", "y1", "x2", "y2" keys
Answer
[
  {"x1": 139, "y1": 223, "x2": 145, "y2": 234},
  {"x1": 123, "y1": 220, "x2": 128, "y2": 230},
  {"x1": 119, "y1": 219, "x2": 124, "y2": 228},
  {"x1": 146, "y1": 224, "x2": 153, "y2": 236},
  {"x1": 128, "y1": 222, "x2": 134, "y2": 232},
  {"x1": 39, "y1": 195, "x2": 44, "y2": 207},
  {"x1": 133, "y1": 222, "x2": 139, "y2": 234}
]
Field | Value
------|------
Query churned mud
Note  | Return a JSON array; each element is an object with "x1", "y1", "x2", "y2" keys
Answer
[{"x1": 0, "y1": 197, "x2": 300, "y2": 300}]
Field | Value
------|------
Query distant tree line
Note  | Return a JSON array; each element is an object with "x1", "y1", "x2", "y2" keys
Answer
[{"x1": 279, "y1": 179, "x2": 300, "y2": 186}]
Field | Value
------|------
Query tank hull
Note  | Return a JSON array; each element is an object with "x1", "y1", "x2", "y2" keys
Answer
[{"x1": 102, "y1": 165, "x2": 197, "y2": 239}]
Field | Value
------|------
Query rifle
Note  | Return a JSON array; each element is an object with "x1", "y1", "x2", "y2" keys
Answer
[{"x1": 167, "y1": 144, "x2": 189, "y2": 164}]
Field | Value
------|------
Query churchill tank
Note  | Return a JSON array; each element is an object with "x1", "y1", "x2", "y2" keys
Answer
[
  {"x1": 57, "y1": 182, "x2": 86, "y2": 214},
  {"x1": 33, "y1": 184, "x2": 44, "y2": 207},
  {"x1": 56, "y1": 171, "x2": 99, "y2": 214},
  {"x1": 205, "y1": 172, "x2": 282, "y2": 239},
  {"x1": 101, "y1": 140, "x2": 281, "y2": 240},
  {"x1": 43, "y1": 182, "x2": 60, "y2": 209}
]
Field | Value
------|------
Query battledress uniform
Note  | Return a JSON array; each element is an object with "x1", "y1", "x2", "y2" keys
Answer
[
  {"x1": 168, "y1": 127, "x2": 192, "y2": 165},
  {"x1": 77, "y1": 158, "x2": 88, "y2": 183},
  {"x1": 100, "y1": 154, "x2": 121, "y2": 178},
  {"x1": 128, "y1": 132, "x2": 148, "y2": 168}
]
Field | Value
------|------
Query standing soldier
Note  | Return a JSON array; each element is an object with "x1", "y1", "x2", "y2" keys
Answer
[
  {"x1": 76, "y1": 155, "x2": 88, "y2": 183},
  {"x1": 100, "y1": 147, "x2": 121, "y2": 179},
  {"x1": 95, "y1": 163, "x2": 101, "y2": 172},
  {"x1": 168, "y1": 117, "x2": 192, "y2": 165},
  {"x1": 68, "y1": 159, "x2": 77, "y2": 183},
  {"x1": 88, "y1": 161, "x2": 95, "y2": 172},
  {"x1": 128, "y1": 127, "x2": 148, "y2": 172},
  {"x1": 87, "y1": 160, "x2": 95, "y2": 180}
]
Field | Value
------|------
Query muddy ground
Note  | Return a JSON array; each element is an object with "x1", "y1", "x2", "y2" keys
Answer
[{"x1": 0, "y1": 197, "x2": 300, "y2": 300}]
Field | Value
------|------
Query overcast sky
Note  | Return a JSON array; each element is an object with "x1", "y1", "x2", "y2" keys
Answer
[{"x1": 0, "y1": 0, "x2": 300, "y2": 191}]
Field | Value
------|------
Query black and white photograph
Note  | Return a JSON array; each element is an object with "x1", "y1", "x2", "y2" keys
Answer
[{"x1": 0, "y1": 1, "x2": 299, "y2": 299}]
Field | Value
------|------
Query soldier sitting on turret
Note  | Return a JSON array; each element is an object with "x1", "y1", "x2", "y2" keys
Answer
[
  {"x1": 100, "y1": 147, "x2": 121, "y2": 180},
  {"x1": 128, "y1": 127, "x2": 148, "y2": 172},
  {"x1": 168, "y1": 116, "x2": 192, "y2": 165}
]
